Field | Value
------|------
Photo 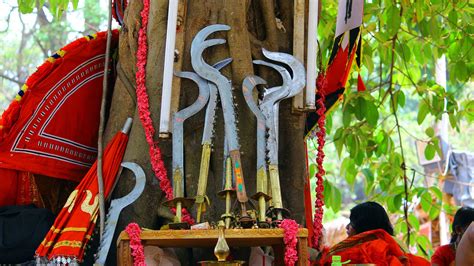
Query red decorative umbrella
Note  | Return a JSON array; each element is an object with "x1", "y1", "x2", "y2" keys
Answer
[{"x1": 36, "y1": 119, "x2": 131, "y2": 263}]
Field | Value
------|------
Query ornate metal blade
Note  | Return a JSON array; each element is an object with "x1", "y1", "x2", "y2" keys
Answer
[
  {"x1": 254, "y1": 60, "x2": 291, "y2": 165},
  {"x1": 195, "y1": 58, "x2": 232, "y2": 223},
  {"x1": 242, "y1": 75, "x2": 267, "y2": 173},
  {"x1": 191, "y1": 24, "x2": 249, "y2": 204},
  {"x1": 95, "y1": 162, "x2": 146, "y2": 265},
  {"x1": 172, "y1": 71, "x2": 210, "y2": 198},
  {"x1": 243, "y1": 75, "x2": 271, "y2": 224},
  {"x1": 202, "y1": 58, "x2": 233, "y2": 145}
]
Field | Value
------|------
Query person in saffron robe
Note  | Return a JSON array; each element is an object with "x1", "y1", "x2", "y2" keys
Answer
[
  {"x1": 317, "y1": 201, "x2": 430, "y2": 265},
  {"x1": 432, "y1": 206, "x2": 474, "y2": 266}
]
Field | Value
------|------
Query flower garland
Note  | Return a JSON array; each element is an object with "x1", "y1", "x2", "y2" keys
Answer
[
  {"x1": 312, "y1": 76, "x2": 327, "y2": 249},
  {"x1": 125, "y1": 223, "x2": 146, "y2": 266},
  {"x1": 280, "y1": 219, "x2": 299, "y2": 266},
  {"x1": 134, "y1": 0, "x2": 194, "y2": 224}
]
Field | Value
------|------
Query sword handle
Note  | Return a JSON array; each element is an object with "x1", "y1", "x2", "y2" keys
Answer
[
  {"x1": 269, "y1": 164, "x2": 283, "y2": 220},
  {"x1": 256, "y1": 167, "x2": 268, "y2": 222},
  {"x1": 195, "y1": 143, "x2": 212, "y2": 223},
  {"x1": 229, "y1": 150, "x2": 248, "y2": 203}
]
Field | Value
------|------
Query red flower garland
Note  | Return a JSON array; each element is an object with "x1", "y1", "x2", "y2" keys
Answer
[
  {"x1": 312, "y1": 77, "x2": 327, "y2": 249},
  {"x1": 280, "y1": 219, "x2": 299, "y2": 266},
  {"x1": 125, "y1": 223, "x2": 146, "y2": 266},
  {"x1": 135, "y1": 0, "x2": 194, "y2": 224}
]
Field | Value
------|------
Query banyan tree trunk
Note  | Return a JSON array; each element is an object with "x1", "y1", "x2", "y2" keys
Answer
[{"x1": 103, "y1": 0, "x2": 306, "y2": 263}]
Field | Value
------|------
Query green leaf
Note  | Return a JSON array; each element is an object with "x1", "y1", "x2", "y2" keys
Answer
[
  {"x1": 365, "y1": 101, "x2": 379, "y2": 127},
  {"x1": 464, "y1": 100, "x2": 474, "y2": 122},
  {"x1": 343, "y1": 106, "x2": 352, "y2": 127},
  {"x1": 341, "y1": 158, "x2": 357, "y2": 186},
  {"x1": 397, "y1": 90, "x2": 406, "y2": 107},
  {"x1": 424, "y1": 143, "x2": 436, "y2": 160},
  {"x1": 386, "y1": 5, "x2": 401, "y2": 37},
  {"x1": 326, "y1": 112, "x2": 333, "y2": 135},
  {"x1": 309, "y1": 163, "x2": 317, "y2": 178},
  {"x1": 449, "y1": 112, "x2": 458, "y2": 129},
  {"x1": 72, "y1": 0, "x2": 79, "y2": 9},
  {"x1": 428, "y1": 203, "x2": 441, "y2": 220},
  {"x1": 425, "y1": 127, "x2": 434, "y2": 138},
  {"x1": 354, "y1": 97, "x2": 366, "y2": 121},
  {"x1": 408, "y1": 213, "x2": 420, "y2": 231},
  {"x1": 415, "y1": 0, "x2": 424, "y2": 21},
  {"x1": 362, "y1": 168, "x2": 374, "y2": 194},
  {"x1": 416, "y1": 235, "x2": 432, "y2": 255},
  {"x1": 420, "y1": 191, "x2": 432, "y2": 212},
  {"x1": 429, "y1": 186, "x2": 442, "y2": 200},
  {"x1": 18, "y1": 0, "x2": 35, "y2": 13},
  {"x1": 331, "y1": 186, "x2": 343, "y2": 212},
  {"x1": 417, "y1": 100, "x2": 430, "y2": 125}
]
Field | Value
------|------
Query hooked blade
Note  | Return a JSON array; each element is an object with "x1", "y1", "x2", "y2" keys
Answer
[
  {"x1": 95, "y1": 162, "x2": 146, "y2": 265},
  {"x1": 172, "y1": 71, "x2": 210, "y2": 198},
  {"x1": 191, "y1": 24, "x2": 249, "y2": 203},
  {"x1": 202, "y1": 58, "x2": 233, "y2": 145}
]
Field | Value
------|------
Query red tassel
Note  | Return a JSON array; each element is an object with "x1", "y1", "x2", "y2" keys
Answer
[{"x1": 357, "y1": 73, "x2": 366, "y2": 92}]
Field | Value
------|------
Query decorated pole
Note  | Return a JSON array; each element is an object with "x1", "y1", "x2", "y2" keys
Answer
[
  {"x1": 159, "y1": 0, "x2": 179, "y2": 137},
  {"x1": 305, "y1": 0, "x2": 319, "y2": 109}
]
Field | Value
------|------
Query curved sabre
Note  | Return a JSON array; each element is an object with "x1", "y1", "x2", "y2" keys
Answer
[
  {"x1": 167, "y1": 71, "x2": 209, "y2": 223},
  {"x1": 195, "y1": 58, "x2": 233, "y2": 223},
  {"x1": 95, "y1": 162, "x2": 146, "y2": 265},
  {"x1": 254, "y1": 49, "x2": 306, "y2": 220},
  {"x1": 191, "y1": 25, "x2": 250, "y2": 210},
  {"x1": 242, "y1": 75, "x2": 270, "y2": 224}
]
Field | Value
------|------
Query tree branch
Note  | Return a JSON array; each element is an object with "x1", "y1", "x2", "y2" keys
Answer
[
  {"x1": 388, "y1": 19, "x2": 411, "y2": 246},
  {"x1": 0, "y1": 73, "x2": 24, "y2": 85},
  {"x1": 0, "y1": 7, "x2": 16, "y2": 33},
  {"x1": 33, "y1": 34, "x2": 49, "y2": 58}
]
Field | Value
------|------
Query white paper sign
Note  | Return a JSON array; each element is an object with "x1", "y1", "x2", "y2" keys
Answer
[{"x1": 335, "y1": 0, "x2": 364, "y2": 37}]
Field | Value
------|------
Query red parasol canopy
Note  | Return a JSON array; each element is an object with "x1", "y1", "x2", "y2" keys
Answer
[{"x1": 36, "y1": 123, "x2": 130, "y2": 262}]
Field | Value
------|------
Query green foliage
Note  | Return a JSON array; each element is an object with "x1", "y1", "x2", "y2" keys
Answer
[
  {"x1": 18, "y1": 0, "x2": 76, "y2": 19},
  {"x1": 310, "y1": 0, "x2": 474, "y2": 258}
]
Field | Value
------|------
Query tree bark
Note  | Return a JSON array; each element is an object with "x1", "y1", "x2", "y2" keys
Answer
[{"x1": 103, "y1": 0, "x2": 306, "y2": 263}]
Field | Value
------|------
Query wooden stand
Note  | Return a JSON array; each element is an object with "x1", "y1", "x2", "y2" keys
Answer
[{"x1": 117, "y1": 228, "x2": 308, "y2": 265}]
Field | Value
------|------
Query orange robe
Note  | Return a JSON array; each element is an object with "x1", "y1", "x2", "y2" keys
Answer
[{"x1": 320, "y1": 229, "x2": 430, "y2": 266}]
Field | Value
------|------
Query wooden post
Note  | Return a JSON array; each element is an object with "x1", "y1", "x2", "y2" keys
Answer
[{"x1": 292, "y1": 0, "x2": 306, "y2": 111}]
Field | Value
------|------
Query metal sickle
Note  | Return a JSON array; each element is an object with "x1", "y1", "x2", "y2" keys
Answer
[
  {"x1": 242, "y1": 75, "x2": 271, "y2": 224},
  {"x1": 254, "y1": 59, "x2": 291, "y2": 165},
  {"x1": 95, "y1": 162, "x2": 146, "y2": 265},
  {"x1": 261, "y1": 48, "x2": 306, "y2": 99},
  {"x1": 195, "y1": 58, "x2": 233, "y2": 223},
  {"x1": 191, "y1": 24, "x2": 251, "y2": 208},
  {"x1": 202, "y1": 58, "x2": 233, "y2": 145},
  {"x1": 172, "y1": 71, "x2": 210, "y2": 177},
  {"x1": 253, "y1": 49, "x2": 305, "y2": 221},
  {"x1": 165, "y1": 71, "x2": 210, "y2": 224},
  {"x1": 242, "y1": 75, "x2": 268, "y2": 175}
]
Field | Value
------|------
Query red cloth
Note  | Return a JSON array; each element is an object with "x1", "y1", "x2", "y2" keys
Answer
[
  {"x1": 431, "y1": 244, "x2": 455, "y2": 266},
  {"x1": 320, "y1": 229, "x2": 430, "y2": 266},
  {"x1": 0, "y1": 168, "x2": 41, "y2": 206},
  {"x1": 0, "y1": 31, "x2": 118, "y2": 182},
  {"x1": 36, "y1": 132, "x2": 128, "y2": 261}
]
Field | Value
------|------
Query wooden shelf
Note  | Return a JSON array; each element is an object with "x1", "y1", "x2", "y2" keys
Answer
[{"x1": 117, "y1": 228, "x2": 308, "y2": 265}]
